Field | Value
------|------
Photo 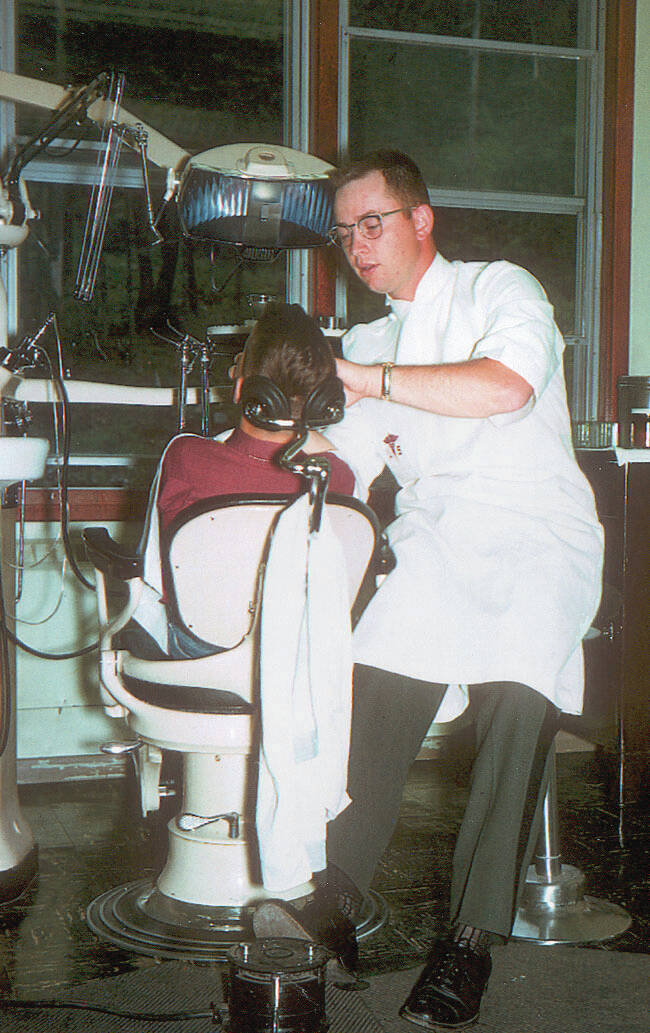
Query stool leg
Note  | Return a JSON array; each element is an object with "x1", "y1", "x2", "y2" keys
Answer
[{"x1": 511, "y1": 750, "x2": 632, "y2": 944}]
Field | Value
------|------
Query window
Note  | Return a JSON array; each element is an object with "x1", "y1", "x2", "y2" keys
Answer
[{"x1": 337, "y1": 0, "x2": 604, "y2": 420}]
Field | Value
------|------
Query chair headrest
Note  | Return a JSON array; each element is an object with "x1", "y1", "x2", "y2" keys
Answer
[
  {"x1": 240, "y1": 375, "x2": 292, "y2": 426},
  {"x1": 240, "y1": 374, "x2": 345, "y2": 431},
  {"x1": 302, "y1": 375, "x2": 345, "y2": 427}
]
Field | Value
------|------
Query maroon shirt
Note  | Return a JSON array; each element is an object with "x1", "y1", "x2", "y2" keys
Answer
[{"x1": 158, "y1": 428, "x2": 356, "y2": 531}]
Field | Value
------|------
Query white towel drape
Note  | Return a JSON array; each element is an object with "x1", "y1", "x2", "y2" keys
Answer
[{"x1": 256, "y1": 495, "x2": 354, "y2": 892}]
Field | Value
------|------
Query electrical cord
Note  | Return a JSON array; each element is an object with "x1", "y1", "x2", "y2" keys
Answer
[
  {"x1": 0, "y1": 545, "x2": 14, "y2": 754},
  {"x1": 47, "y1": 319, "x2": 96, "y2": 591},
  {"x1": 3, "y1": 627, "x2": 99, "y2": 659},
  {"x1": 0, "y1": 997, "x2": 224, "y2": 1024},
  {"x1": 0, "y1": 316, "x2": 106, "y2": 658}
]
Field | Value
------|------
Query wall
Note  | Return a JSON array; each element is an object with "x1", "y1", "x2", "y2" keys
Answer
[{"x1": 629, "y1": 0, "x2": 650, "y2": 374}]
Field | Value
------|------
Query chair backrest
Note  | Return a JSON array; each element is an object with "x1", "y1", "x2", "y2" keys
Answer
[{"x1": 162, "y1": 494, "x2": 379, "y2": 649}]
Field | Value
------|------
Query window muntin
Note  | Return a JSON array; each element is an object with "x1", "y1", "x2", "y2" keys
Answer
[
  {"x1": 349, "y1": 0, "x2": 583, "y2": 49},
  {"x1": 349, "y1": 44, "x2": 582, "y2": 197}
]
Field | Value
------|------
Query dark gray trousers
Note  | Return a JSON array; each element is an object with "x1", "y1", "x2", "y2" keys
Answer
[{"x1": 326, "y1": 665, "x2": 558, "y2": 939}]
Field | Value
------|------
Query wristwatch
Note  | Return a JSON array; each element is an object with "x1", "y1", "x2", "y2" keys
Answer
[{"x1": 381, "y1": 361, "x2": 395, "y2": 401}]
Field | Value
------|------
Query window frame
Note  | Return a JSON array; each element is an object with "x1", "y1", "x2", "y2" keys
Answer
[{"x1": 334, "y1": 0, "x2": 607, "y2": 421}]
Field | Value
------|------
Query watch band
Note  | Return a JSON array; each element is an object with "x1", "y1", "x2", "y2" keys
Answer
[{"x1": 381, "y1": 361, "x2": 395, "y2": 401}]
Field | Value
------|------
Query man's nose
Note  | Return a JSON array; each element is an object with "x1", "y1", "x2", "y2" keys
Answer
[{"x1": 350, "y1": 229, "x2": 370, "y2": 258}]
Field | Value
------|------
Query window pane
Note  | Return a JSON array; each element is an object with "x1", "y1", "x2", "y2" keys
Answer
[
  {"x1": 433, "y1": 208, "x2": 577, "y2": 334},
  {"x1": 15, "y1": 180, "x2": 284, "y2": 480},
  {"x1": 349, "y1": 42, "x2": 581, "y2": 196},
  {"x1": 18, "y1": 180, "x2": 286, "y2": 376},
  {"x1": 25, "y1": 404, "x2": 179, "y2": 489},
  {"x1": 17, "y1": 1, "x2": 284, "y2": 151},
  {"x1": 342, "y1": 209, "x2": 577, "y2": 335},
  {"x1": 349, "y1": 0, "x2": 581, "y2": 49}
]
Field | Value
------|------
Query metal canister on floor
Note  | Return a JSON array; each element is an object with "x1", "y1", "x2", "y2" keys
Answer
[{"x1": 227, "y1": 938, "x2": 330, "y2": 1033}]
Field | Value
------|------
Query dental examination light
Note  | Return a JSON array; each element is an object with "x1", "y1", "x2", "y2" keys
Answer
[{"x1": 175, "y1": 142, "x2": 334, "y2": 259}]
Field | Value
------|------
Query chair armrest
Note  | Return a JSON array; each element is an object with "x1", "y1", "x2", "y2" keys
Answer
[{"x1": 83, "y1": 527, "x2": 143, "y2": 581}]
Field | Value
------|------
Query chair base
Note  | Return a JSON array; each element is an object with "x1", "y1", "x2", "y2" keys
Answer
[
  {"x1": 511, "y1": 863, "x2": 632, "y2": 944},
  {"x1": 86, "y1": 878, "x2": 389, "y2": 961},
  {"x1": 0, "y1": 844, "x2": 38, "y2": 908},
  {"x1": 157, "y1": 815, "x2": 276, "y2": 906}
]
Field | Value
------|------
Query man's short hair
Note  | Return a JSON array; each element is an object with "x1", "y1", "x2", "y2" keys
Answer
[
  {"x1": 330, "y1": 149, "x2": 430, "y2": 208},
  {"x1": 242, "y1": 302, "x2": 336, "y2": 411}
]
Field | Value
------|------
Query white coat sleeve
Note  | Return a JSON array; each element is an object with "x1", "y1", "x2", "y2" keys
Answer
[
  {"x1": 469, "y1": 262, "x2": 564, "y2": 424},
  {"x1": 325, "y1": 403, "x2": 387, "y2": 501}
]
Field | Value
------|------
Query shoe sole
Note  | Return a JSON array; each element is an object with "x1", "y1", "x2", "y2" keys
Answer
[
  {"x1": 399, "y1": 1003, "x2": 479, "y2": 1031},
  {"x1": 252, "y1": 902, "x2": 363, "y2": 989},
  {"x1": 252, "y1": 902, "x2": 313, "y2": 942}
]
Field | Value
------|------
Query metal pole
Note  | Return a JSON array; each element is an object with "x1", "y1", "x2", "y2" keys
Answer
[
  {"x1": 199, "y1": 343, "x2": 211, "y2": 438},
  {"x1": 512, "y1": 743, "x2": 632, "y2": 944}
]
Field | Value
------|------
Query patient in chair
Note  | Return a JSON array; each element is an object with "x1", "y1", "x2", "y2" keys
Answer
[
  {"x1": 120, "y1": 302, "x2": 355, "y2": 660},
  {"x1": 157, "y1": 301, "x2": 355, "y2": 529}
]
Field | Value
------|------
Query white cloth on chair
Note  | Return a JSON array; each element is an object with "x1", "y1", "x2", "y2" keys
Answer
[{"x1": 256, "y1": 494, "x2": 354, "y2": 892}]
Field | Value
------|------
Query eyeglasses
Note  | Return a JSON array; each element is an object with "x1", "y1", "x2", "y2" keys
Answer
[{"x1": 327, "y1": 207, "x2": 417, "y2": 249}]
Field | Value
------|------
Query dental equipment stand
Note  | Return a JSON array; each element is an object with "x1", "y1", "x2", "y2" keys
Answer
[
  {"x1": 0, "y1": 279, "x2": 49, "y2": 906},
  {"x1": 0, "y1": 502, "x2": 38, "y2": 905},
  {"x1": 153, "y1": 324, "x2": 224, "y2": 436}
]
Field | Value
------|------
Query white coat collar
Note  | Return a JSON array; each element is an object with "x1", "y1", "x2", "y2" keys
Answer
[{"x1": 386, "y1": 251, "x2": 450, "y2": 317}]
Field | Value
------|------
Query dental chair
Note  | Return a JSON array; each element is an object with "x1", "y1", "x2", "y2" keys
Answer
[{"x1": 82, "y1": 375, "x2": 387, "y2": 960}]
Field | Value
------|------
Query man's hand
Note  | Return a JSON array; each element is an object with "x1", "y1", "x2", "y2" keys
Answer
[{"x1": 335, "y1": 357, "x2": 382, "y2": 406}]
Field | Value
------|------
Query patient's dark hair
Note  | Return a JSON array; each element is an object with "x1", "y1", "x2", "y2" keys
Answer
[
  {"x1": 242, "y1": 302, "x2": 336, "y2": 409},
  {"x1": 330, "y1": 149, "x2": 430, "y2": 208}
]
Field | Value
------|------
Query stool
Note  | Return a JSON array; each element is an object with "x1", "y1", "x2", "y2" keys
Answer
[{"x1": 511, "y1": 745, "x2": 632, "y2": 943}]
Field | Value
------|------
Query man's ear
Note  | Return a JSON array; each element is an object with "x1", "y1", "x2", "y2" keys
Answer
[
  {"x1": 413, "y1": 203, "x2": 434, "y2": 241},
  {"x1": 229, "y1": 349, "x2": 246, "y2": 401}
]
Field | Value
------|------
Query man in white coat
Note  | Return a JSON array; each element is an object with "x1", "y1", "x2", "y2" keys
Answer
[{"x1": 254, "y1": 150, "x2": 604, "y2": 1028}]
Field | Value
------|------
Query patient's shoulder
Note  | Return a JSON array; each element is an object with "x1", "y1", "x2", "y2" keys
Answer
[
  {"x1": 159, "y1": 435, "x2": 229, "y2": 490},
  {"x1": 163, "y1": 433, "x2": 220, "y2": 465},
  {"x1": 326, "y1": 454, "x2": 356, "y2": 495}
]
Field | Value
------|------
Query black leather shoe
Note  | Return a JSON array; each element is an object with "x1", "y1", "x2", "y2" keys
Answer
[
  {"x1": 399, "y1": 938, "x2": 492, "y2": 1029},
  {"x1": 253, "y1": 892, "x2": 358, "y2": 974}
]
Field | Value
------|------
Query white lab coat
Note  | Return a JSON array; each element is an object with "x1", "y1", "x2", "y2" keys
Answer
[{"x1": 327, "y1": 254, "x2": 604, "y2": 720}]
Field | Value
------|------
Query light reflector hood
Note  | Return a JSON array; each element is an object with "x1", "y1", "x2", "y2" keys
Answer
[{"x1": 177, "y1": 143, "x2": 334, "y2": 253}]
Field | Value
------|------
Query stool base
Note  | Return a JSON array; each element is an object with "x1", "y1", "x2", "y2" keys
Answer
[{"x1": 511, "y1": 863, "x2": 632, "y2": 944}]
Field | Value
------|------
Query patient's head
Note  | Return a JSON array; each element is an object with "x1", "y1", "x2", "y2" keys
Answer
[{"x1": 239, "y1": 302, "x2": 336, "y2": 420}]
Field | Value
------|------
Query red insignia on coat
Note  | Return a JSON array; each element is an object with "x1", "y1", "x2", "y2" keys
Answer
[{"x1": 384, "y1": 434, "x2": 402, "y2": 457}]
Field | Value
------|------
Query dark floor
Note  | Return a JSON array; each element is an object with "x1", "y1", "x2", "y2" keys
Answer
[{"x1": 0, "y1": 739, "x2": 647, "y2": 1004}]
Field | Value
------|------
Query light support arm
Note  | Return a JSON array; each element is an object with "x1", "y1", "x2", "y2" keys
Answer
[
  {"x1": 2, "y1": 72, "x2": 113, "y2": 222},
  {"x1": 0, "y1": 69, "x2": 190, "y2": 180}
]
